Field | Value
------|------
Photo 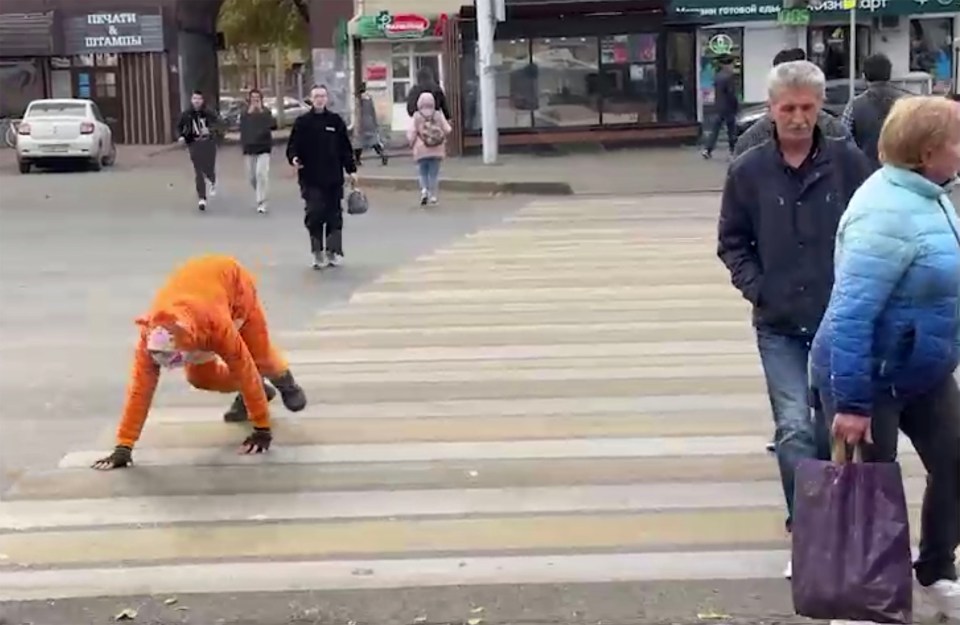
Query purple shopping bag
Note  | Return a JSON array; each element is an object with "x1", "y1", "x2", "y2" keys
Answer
[{"x1": 792, "y1": 441, "x2": 914, "y2": 624}]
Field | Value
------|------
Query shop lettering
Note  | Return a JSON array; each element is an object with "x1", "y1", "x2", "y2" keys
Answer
[
  {"x1": 691, "y1": 4, "x2": 781, "y2": 17},
  {"x1": 86, "y1": 13, "x2": 138, "y2": 25},
  {"x1": 84, "y1": 35, "x2": 144, "y2": 47},
  {"x1": 809, "y1": 0, "x2": 887, "y2": 9}
]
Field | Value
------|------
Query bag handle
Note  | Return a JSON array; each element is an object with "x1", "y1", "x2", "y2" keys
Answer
[{"x1": 832, "y1": 437, "x2": 864, "y2": 464}]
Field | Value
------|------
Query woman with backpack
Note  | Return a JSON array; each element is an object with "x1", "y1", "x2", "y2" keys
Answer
[{"x1": 407, "y1": 91, "x2": 451, "y2": 206}]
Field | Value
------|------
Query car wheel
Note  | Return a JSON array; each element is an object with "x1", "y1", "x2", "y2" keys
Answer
[
  {"x1": 104, "y1": 142, "x2": 117, "y2": 167},
  {"x1": 18, "y1": 160, "x2": 31, "y2": 174},
  {"x1": 89, "y1": 155, "x2": 103, "y2": 172}
]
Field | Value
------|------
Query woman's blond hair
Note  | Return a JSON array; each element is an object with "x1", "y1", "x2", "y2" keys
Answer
[{"x1": 879, "y1": 95, "x2": 960, "y2": 169}]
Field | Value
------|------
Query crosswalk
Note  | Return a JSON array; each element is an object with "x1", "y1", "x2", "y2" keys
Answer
[{"x1": 0, "y1": 194, "x2": 927, "y2": 603}]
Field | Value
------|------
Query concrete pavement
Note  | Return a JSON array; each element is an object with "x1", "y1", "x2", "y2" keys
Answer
[{"x1": 0, "y1": 192, "x2": 944, "y2": 624}]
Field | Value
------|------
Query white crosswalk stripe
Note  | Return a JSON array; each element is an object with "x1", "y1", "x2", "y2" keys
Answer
[{"x1": 0, "y1": 195, "x2": 928, "y2": 603}]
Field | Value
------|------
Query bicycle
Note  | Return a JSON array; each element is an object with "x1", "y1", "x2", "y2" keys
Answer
[{"x1": 1, "y1": 118, "x2": 22, "y2": 149}]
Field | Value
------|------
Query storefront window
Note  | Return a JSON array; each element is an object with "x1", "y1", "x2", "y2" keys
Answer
[
  {"x1": 531, "y1": 37, "x2": 599, "y2": 127},
  {"x1": 492, "y1": 39, "x2": 535, "y2": 129},
  {"x1": 391, "y1": 43, "x2": 443, "y2": 106},
  {"x1": 95, "y1": 71, "x2": 117, "y2": 98},
  {"x1": 666, "y1": 31, "x2": 697, "y2": 123},
  {"x1": 600, "y1": 34, "x2": 658, "y2": 125},
  {"x1": 808, "y1": 25, "x2": 869, "y2": 81},
  {"x1": 699, "y1": 28, "x2": 743, "y2": 116},
  {"x1": 910, "y1": 18, "x2": 955, "y2": 94}
]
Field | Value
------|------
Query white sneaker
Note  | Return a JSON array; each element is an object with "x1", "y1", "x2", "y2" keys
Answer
[
  {"x1": 428, "y1": 196, "x2": 438, "y2": 205},
  {"x1": 783, "y1": 559, "x2": 792, "y2": 580},
  {"x1": 327, "y1": 251, "x2": 343, "y2": 267},
  {"x1": 256, "y1": 202, "x2": 267, "y2": 214},
  {"x1": 207, "y1": 180, "x2": 217, "y2": 198},
  {"x1": 311, "y1": 252, "x2": 328, "y2": 270},
  {"x1": 420, "y1": 190, "x2": 428, "y2": 206},
  {"x1": 924, "y1": 579, "x2": 960, "y2": 621}
]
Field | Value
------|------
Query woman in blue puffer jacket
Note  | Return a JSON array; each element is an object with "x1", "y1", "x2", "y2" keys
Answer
[{"x1": 810, "y1": 95, "x2": 960, "y2": 620}]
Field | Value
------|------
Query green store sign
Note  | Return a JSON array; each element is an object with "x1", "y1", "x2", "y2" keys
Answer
[{"x1": 672, "y1": 0, "x2": 960, "y2": 21}]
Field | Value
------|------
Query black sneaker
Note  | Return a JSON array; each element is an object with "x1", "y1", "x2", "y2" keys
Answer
[
  {"x1": 270, "y1": 371, "x2": 307, "y2": 412},
  {"x1": 223, "y1": 384, "x2": 277, "y2": 423},
  {"x1": 701, "y1": 149, "x2": 712, "y2": 160},
  {"x1": 198, "y1": 200, "x2": 207, "y2": 211}
]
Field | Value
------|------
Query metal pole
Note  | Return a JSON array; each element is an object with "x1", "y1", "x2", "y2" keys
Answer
[
  {"x1": 476, "y1": 0, "x2": 498, "y2": 164},
  {"x1": 848, "y1": 6, "x2": 856, "y2": 102}
]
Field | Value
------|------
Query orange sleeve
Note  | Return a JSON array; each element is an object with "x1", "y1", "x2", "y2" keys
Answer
[
  {"x1": 116, "y1": 335, "x2": 161, "y2": 448},
  {"x1": 209, "y1": 315, "x2": 270, "y2": 429}
]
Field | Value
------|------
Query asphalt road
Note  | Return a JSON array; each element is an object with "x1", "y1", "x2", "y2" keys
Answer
[{"x1": 0, "y1": 148, "x2": 522, "y2": 493}]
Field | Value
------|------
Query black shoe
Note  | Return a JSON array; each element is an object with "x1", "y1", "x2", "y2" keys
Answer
[
  {"x1": 270, "y1": 371, "x2": 307, "y2": 412},
  {"x1": 701, "y1": 149, "x2": 712, "y2": 160},
  {"x1": 198, "y1": 200, "x2": 207, "y2": 211},
  {"x1": 381, "y1": 153, "x2": 389, "y2": 166},
  {"x1": 223, "y1": 384, "x2": 277, "y2": 423}
]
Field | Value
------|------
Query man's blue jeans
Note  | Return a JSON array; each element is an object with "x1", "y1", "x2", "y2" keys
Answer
[{"x1": 755, "y1": 327, "x2": 830, "y2": 530}]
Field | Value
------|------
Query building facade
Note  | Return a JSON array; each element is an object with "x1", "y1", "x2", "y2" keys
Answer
[
  {"x1": 675, "y1": 0, "x2": 959, "y2": 112},
  {"x1": 346, "y1": 0, "x2": 959, "y2": 152},
  {"x1": 0, "y1": 0, "x2": 222, "y2": 144}
]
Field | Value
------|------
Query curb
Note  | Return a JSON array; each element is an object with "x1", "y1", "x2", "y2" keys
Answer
[{"x1": 359, "y1": 176, "x2": 574, "y2": 196}]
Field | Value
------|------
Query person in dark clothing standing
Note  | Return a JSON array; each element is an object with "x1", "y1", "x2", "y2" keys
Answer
[
  {"x1": 239, "y1": 88, "x2": 277, "y2": 214},
  {"x1": 839, "y1": 53, "x2": 905, "y2": 170},
  {"x1": 405, "y1": 67, "x2": 451, "y2": 120},
  {"x1": 717, "y1": 60, "x2": 872, "y2": 580},
  {"x1": 701, "y1": 56, "x2": 739, "y2": 159},
  {"x1": 177, "y1": 91, "x2": 221, "y2": 211},
  {"x1": 286, "y1": 85, "x2": 357, "y2": 270}
]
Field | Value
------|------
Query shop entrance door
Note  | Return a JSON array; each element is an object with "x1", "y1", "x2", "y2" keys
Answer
[
  {"x1": 808, "y1": 24, "x2": 870, "y2": 81},
  {"x1": 70, "y1": 53, "x2": 123, "y2": 142}
]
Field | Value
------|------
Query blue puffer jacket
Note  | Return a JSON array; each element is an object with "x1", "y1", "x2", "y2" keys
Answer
[{"x1": 810, "y1": 165, "x2": 960, "y2": 416}]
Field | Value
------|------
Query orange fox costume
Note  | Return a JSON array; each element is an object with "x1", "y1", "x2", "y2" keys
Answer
[{"x1": 94, "y1": 255, "x2": 306, "y2": 469}]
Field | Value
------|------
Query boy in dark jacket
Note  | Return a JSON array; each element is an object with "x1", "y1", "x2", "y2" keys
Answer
[
  {"x1": 286, "y1": 85, "x2": 357, "y2": 270},
  {"x1": 239, "y1": 89, "x2": 277, "y2": 213},
  {"x1": 177, "y1": 91, "x2": 221, "y2": 211}
]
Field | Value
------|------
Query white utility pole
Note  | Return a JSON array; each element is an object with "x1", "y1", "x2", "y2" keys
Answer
[
  {"x1": 848, "y1": 4, "x2": 857, "y2": 102},
  {"x1": 476, "y1": 0, "x2": 503, "y2": 164}
]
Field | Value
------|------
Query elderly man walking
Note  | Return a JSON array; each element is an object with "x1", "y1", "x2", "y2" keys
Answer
[{"x1": 717, "y1": 60, "x2": 872, "y2": 578}]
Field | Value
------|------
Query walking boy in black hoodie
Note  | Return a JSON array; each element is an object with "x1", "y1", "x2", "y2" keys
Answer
[
  {"x1": 285, "y1": 85, "x2": 357, "y2": 270},
  {"x1": 177, "y1": 91, "x2": 221, "y2": 211}
]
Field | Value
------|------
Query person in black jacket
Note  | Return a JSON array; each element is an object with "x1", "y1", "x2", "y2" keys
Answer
[
  {"x1": 177, "y1": 91, "x2": 221, "y2": 211},
  {"x1": 701, "y1": 55, "x2": 739, "y2": 159},
  {"x1": 839, "y1": 53, "x2": 905, "y2": 170},
  {"x1": 405, "y1": 67, "x2": 451, "y2": 119},
  {"x1": 717, "y1": 60, "x2": 872, "y2": 579},
  {"x1": 286, "y1": 85, "x2": 357, "y2": 270},
  {"x1": 239, "y1": 88, "x2": 277, "y2": 214}
]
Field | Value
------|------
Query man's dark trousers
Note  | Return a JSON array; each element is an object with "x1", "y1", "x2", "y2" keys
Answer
[
  {"x1": 705, "y1": 112, "x2": 737, "y2": 155},
  {"x1": 188, "y1": 138, "x2": 216, "y2": 200},
  {"x1": 303, "y1": 184, "x2": 344, "y2": 255}
]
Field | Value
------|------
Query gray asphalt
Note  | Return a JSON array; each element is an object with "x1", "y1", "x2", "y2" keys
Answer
[{"x1": 0, "y1": 147, "x2": 522, "y2": 493}]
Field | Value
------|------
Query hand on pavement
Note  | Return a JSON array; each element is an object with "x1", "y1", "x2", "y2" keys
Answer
[
  {"x1": 91, "y1": 445, "x2": 133, "y2": 470},
  {"x1": 832, "y1": 413, "x2": 873, "y2": 446},
  {"x1": 348, "y1": 173, "x2": 358, "y2": 186},
  {"x1": 240, "y1": 427, "x2": 272, "y2": 454}
]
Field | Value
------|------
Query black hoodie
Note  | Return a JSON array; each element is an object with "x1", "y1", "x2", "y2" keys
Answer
[
  {"x1": 177, "y1": 107, "x2": 220, "y2": 144},
  {"x1": 285, "y1": 107, "x2": 356, "y2": 189}
]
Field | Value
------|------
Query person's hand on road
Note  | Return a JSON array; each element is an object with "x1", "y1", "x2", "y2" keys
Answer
[
  {"x1": 832, "y1": 413, "x2": 873, "y2": 446},
  {"x1": 91, "y1": 445, "x2": 132, "y2": 470},
  {"x1": 240, "y1": 427, "x2": 272, "y2": 454},
  {"x1": 348, "y1": 172, "x2": 358, "y2": 187}
]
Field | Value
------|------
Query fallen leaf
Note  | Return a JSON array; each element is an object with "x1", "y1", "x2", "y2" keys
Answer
[
  {"x1": 696, "y1": 612, "x2": 730, "y2": 620},
  {"x1": 163, "y1": 598, "x2": 178, "y2": 606},
  {"x1": 413, "y1": 617, "x2": 427, "y2": 623},
  {"x1": 467, "y1": 619, "x2": 483, "y2": 625},
  {"x1": 470, "y1": 606, "x2": 484, "y2": 614},
  {"x1": 114, "y1": 608, "x2": 138, "y2": 621}
]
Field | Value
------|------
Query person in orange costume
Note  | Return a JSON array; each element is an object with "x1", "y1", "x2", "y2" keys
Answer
[{"x1": 92, "y1": 254, "x2": 307, "y2": 470}]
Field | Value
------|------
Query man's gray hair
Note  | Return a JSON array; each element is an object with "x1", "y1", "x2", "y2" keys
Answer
[{"x1": 767, "y1": 60, "x2": 826, "y2": 99}]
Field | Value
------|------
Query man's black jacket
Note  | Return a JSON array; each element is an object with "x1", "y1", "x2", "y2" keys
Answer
[
  {"x1": 285, "y1": 107, "x2": 356, "y2": 189},
  {"x1": 406, "y1": 85, "x2": 451, "y2": 119},
  {"x1": 717, "y1": 130, "x2": 872, "y2": 337},
  {"x1": 177, "y1": 108, "x2": 220, "y2": 144}
]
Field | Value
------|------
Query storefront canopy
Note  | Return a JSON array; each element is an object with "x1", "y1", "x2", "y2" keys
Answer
[{"x1": 671, "y1": 0, "x2": 960, "y2": 21}]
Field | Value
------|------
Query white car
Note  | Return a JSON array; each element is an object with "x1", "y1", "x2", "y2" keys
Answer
[{"x1": 16, "y1": 98, "x2": 116, "y2": 174}]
